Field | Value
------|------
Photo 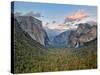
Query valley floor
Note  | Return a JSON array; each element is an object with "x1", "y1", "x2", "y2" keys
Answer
[{"x1": 14, "y1": 40, "x2": 97, "y2": 73}]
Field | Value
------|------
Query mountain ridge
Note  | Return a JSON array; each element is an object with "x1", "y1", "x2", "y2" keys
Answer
[{"x1": 50, "y1": 23, "x2": 97, "y2": 48}]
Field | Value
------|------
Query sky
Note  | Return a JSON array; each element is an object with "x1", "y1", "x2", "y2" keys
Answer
[{"x1": 13, "y1": 1, "x2": 97, "y2": 30}]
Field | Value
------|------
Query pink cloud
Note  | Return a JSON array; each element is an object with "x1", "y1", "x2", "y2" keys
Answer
[{"x1": 64, "y1": 9, "x2": 89, "y2": 22}]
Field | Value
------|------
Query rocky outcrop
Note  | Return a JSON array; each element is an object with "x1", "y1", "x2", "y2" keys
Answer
[
  {"x1": 67, "y1": 23, "x2": 97, "y2": 48},
  {"x1": 15, "y1": 16, "x2": 49, "y2": 46}
]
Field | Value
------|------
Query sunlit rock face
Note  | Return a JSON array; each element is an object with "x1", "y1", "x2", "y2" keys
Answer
[
  {"x1": 67, "y1": 23, "x2": 97, "y2": 48},
  {"x1": 15, "y1": 16, "x2": 49, "y2": 46}
]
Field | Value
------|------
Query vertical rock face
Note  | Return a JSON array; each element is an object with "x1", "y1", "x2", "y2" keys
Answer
[
  {"x1": 15, "y1": 16, "x2": 49, "y2": 46},
  {"x1": 67, "y1": 23, "x2": 97, "y2": 48}
]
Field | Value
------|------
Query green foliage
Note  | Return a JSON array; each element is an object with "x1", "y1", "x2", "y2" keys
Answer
[{"x1": 14, "y1": 21, "x2": 97, "y2": 73}]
